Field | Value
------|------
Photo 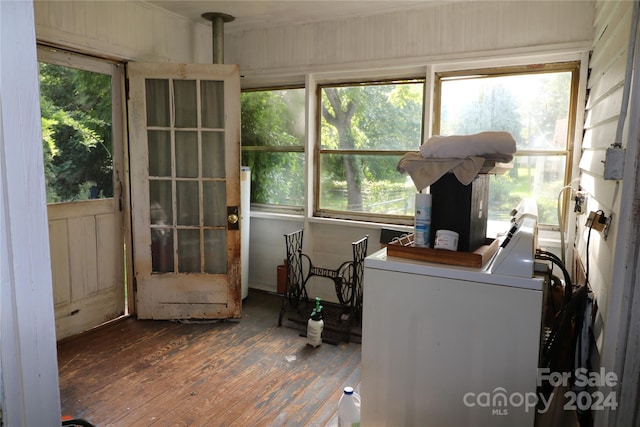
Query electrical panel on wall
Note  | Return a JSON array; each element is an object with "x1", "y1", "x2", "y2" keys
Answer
[{"x1": 603, "y1": 146, "x2": 625, "y2": 180}]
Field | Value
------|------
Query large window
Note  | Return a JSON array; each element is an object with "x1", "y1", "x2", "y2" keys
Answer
[
  {"x1": 240, "y1": 63, "x2": 578, "y2": 229},
  {"x1": 435, "y1": 63, "x2": 579, "y2": 230},
  {"x1": 241, "y1": 88, "x2": 306, "y2": 210},
  {"x1": 316, "y1": 79, "x2": 424, "y2": 222}
]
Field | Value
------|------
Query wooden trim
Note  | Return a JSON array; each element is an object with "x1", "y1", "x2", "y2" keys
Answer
[{"x1": 47, "y1": 198, "x2": 117, "y2": 220}]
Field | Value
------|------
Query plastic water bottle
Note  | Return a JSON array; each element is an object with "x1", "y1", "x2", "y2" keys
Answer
[
  {"x1": 338, "y1": 386, "x2": 361, "y2": 427},
  {"x1": 414, "y1": 193, "x2": 432, "y2": 247},
  {"x1": 307, "y1": 298, "x2": 324, "y2": 347}
]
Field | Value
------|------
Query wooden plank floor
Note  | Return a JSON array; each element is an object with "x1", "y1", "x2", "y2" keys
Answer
[{"x1": 57, "y1": 291, "x2": 361, "y2": 427}]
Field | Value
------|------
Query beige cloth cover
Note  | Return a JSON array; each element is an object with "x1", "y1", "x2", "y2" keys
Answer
[
  {"x1": 397, "y1": 154, "x2": 486, "y2": 191},
  {"x1": 419, "y1": 131, "x2": 516, "y2": 160},
  {"x1": 397, "y1": 131, "x2": 517, "y2": 191}
]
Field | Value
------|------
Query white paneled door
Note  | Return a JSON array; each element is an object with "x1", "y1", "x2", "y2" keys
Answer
[{"x1": 127, "y1": 63, "x2": 241, "y2": 320}]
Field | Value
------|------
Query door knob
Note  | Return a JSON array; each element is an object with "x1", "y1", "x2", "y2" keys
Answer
[{"x1": 227, "y1": 206, "x2": 240, "y2": 230}]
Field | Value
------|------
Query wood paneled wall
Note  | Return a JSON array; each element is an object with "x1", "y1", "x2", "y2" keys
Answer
[
  {"x1": 34, "y1": 0, "x2": 212, "y2": 63},
  {"x1": 578, "y1": 0, "x2": 632, "y2": 347},
  {"x1": 226, "y1": 1, "x2": 594, "y2": 74},
  {"x1": 580, "y1": 2, "x2": 640, "y2": 426}
]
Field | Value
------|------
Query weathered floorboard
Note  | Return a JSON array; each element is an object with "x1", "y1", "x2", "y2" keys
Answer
[{"x1": 57, "y1": 291, "x2": 361, "y2": 426}]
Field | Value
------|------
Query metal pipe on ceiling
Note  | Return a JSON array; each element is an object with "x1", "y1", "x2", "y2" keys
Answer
[{"x1": 201, "y1": 12, "x2": 235, "y2": 64}]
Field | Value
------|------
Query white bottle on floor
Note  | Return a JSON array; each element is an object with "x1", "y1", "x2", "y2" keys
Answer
[
  {"x1": 338, "y1": 386, "x2": 361, "y2": 427},
  {"x1": 307, "y1": 298, "x2": 324, "y2": 347}
]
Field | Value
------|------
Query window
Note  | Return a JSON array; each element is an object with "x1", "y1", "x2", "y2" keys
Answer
[
  {"x1": 434, "y1": 63, "x2": 579, "y2": 231},
  {"x1": 316, "y1": 79, "x2": 424, "y2": 222},
  {"x1": 38, "y1": 55, "x2": 115, "y2": 203},
  {"x1": 241, "y1": 88, "x2": 306, "y2": 210}
]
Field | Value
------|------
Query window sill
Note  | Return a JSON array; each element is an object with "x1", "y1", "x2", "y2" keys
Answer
[
  {"x1": 249, "y1": 210, "x2": 304, "y2": 221},
  {"x1": 248, "y1": 209, "x2": 414, "y2": 232},
  {"x1": 306, "y1": 215, "x2": 413, "y2": 232},
  {"x1": 538, "y1": 228, "x2": 561, "y2": 249}
]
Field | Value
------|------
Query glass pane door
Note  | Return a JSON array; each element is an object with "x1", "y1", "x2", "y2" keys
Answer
[{"x1": 146, "y1": 78, "x2": 227, "y2": 274}]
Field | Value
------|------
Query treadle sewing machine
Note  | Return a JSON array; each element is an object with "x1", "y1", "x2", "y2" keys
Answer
[{"x1": 277, "y1": 229, "x2": 368, "y2": 343}]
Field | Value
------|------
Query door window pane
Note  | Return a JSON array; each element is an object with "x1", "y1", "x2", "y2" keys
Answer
[
  {"x1": 178, "y1": 229, "x2": 200, "y2": 273},
  {"x1": 150, "y1": 179, "x2": 174, "y2": 273},
  {"x1": 39, "y1": 61, "x2": 114, "y2": 202},
  {"x1": 145, "y1": 79, "x2": 170, "y2": 127},
  {"x1": 176, "y1": 181, "x2": 199, "y2": 226},
  {"x1": 151, "y1": 230, "x2": 174, "y2": 273},
  {"x1": 201, "y1": 80, "x2": 224, "y2": 128},
  {"x1": 202, "y1": 131, "x2": 225, "y2": 178},
  {"x1": 149, "y1": 180, "x2": 173, "y2": 225},
  {"x1": 203, "y1": 181, "x2": 227, "y2": 226},
  {"x1": 204, "y1": 229, "x2": 226, "y2": 273},
  {"x1": 174, "y1": 80, "x2": 198, "y2": 128},
  {"x1": 175, "y1": 131, "x2": 198, "y2": 178},
  {"x1": 148, "y1": 130, "x2": 172, "y2": 177}
]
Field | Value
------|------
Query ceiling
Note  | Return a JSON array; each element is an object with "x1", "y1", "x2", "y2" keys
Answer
[{"x1": 146, "y1": 1, "x2": 446, "y2": 33}]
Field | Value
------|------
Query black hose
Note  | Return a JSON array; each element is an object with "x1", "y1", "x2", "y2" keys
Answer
[{"x1": 536, "y1": 250, "x2": 573, "y2": 307}]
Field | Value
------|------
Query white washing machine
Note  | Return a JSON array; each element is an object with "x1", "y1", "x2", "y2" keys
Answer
[{"x1": 361, "y1": 216, "x2": 545, "y2": 426}]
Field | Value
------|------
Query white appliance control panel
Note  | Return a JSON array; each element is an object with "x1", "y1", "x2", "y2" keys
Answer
[{"x1": 489, "y1": 199, "x2": 539, "y2": 278}]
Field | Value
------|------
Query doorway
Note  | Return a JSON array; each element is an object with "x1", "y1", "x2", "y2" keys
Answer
[{"x1": 38, "y1": 46, "x2": 129, "y2": 340}]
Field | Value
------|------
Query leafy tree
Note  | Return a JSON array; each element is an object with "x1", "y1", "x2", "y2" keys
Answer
[
  {"x1": 39, "y1": 62, "x2": 113, "y2": 202},
  {"x1": 322, "y1": 87, "x2": 364, "y2": 210},
  {"x1": 320, "y1": 83, "x2": 423, "y2": 211}
]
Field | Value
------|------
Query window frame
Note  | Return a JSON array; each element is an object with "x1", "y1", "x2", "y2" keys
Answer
[
  {"x1": 432, "y1": 61, "x2": 581, "y2": 229},
  {"x1": 313, "y1": 77, "x2": 426, "y2": 225},
  {"x1": 238, "y1": 57, "x2": 585, "y2": 230},
  {"x1": 37, "y1": 45, "x2": 124, "y2": 205}
]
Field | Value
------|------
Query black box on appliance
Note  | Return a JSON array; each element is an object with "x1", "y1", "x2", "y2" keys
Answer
[{"x1": 429, "y1": 173, "x2": 489, "y2": 252}]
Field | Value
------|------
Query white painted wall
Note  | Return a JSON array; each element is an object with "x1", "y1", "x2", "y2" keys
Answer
[
  {"x1": 578, "y1": 0, "x2": 632, "y2": 338},
  {"x1": 1, "y1": 1, "x2": 61, "y2": 425}
]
